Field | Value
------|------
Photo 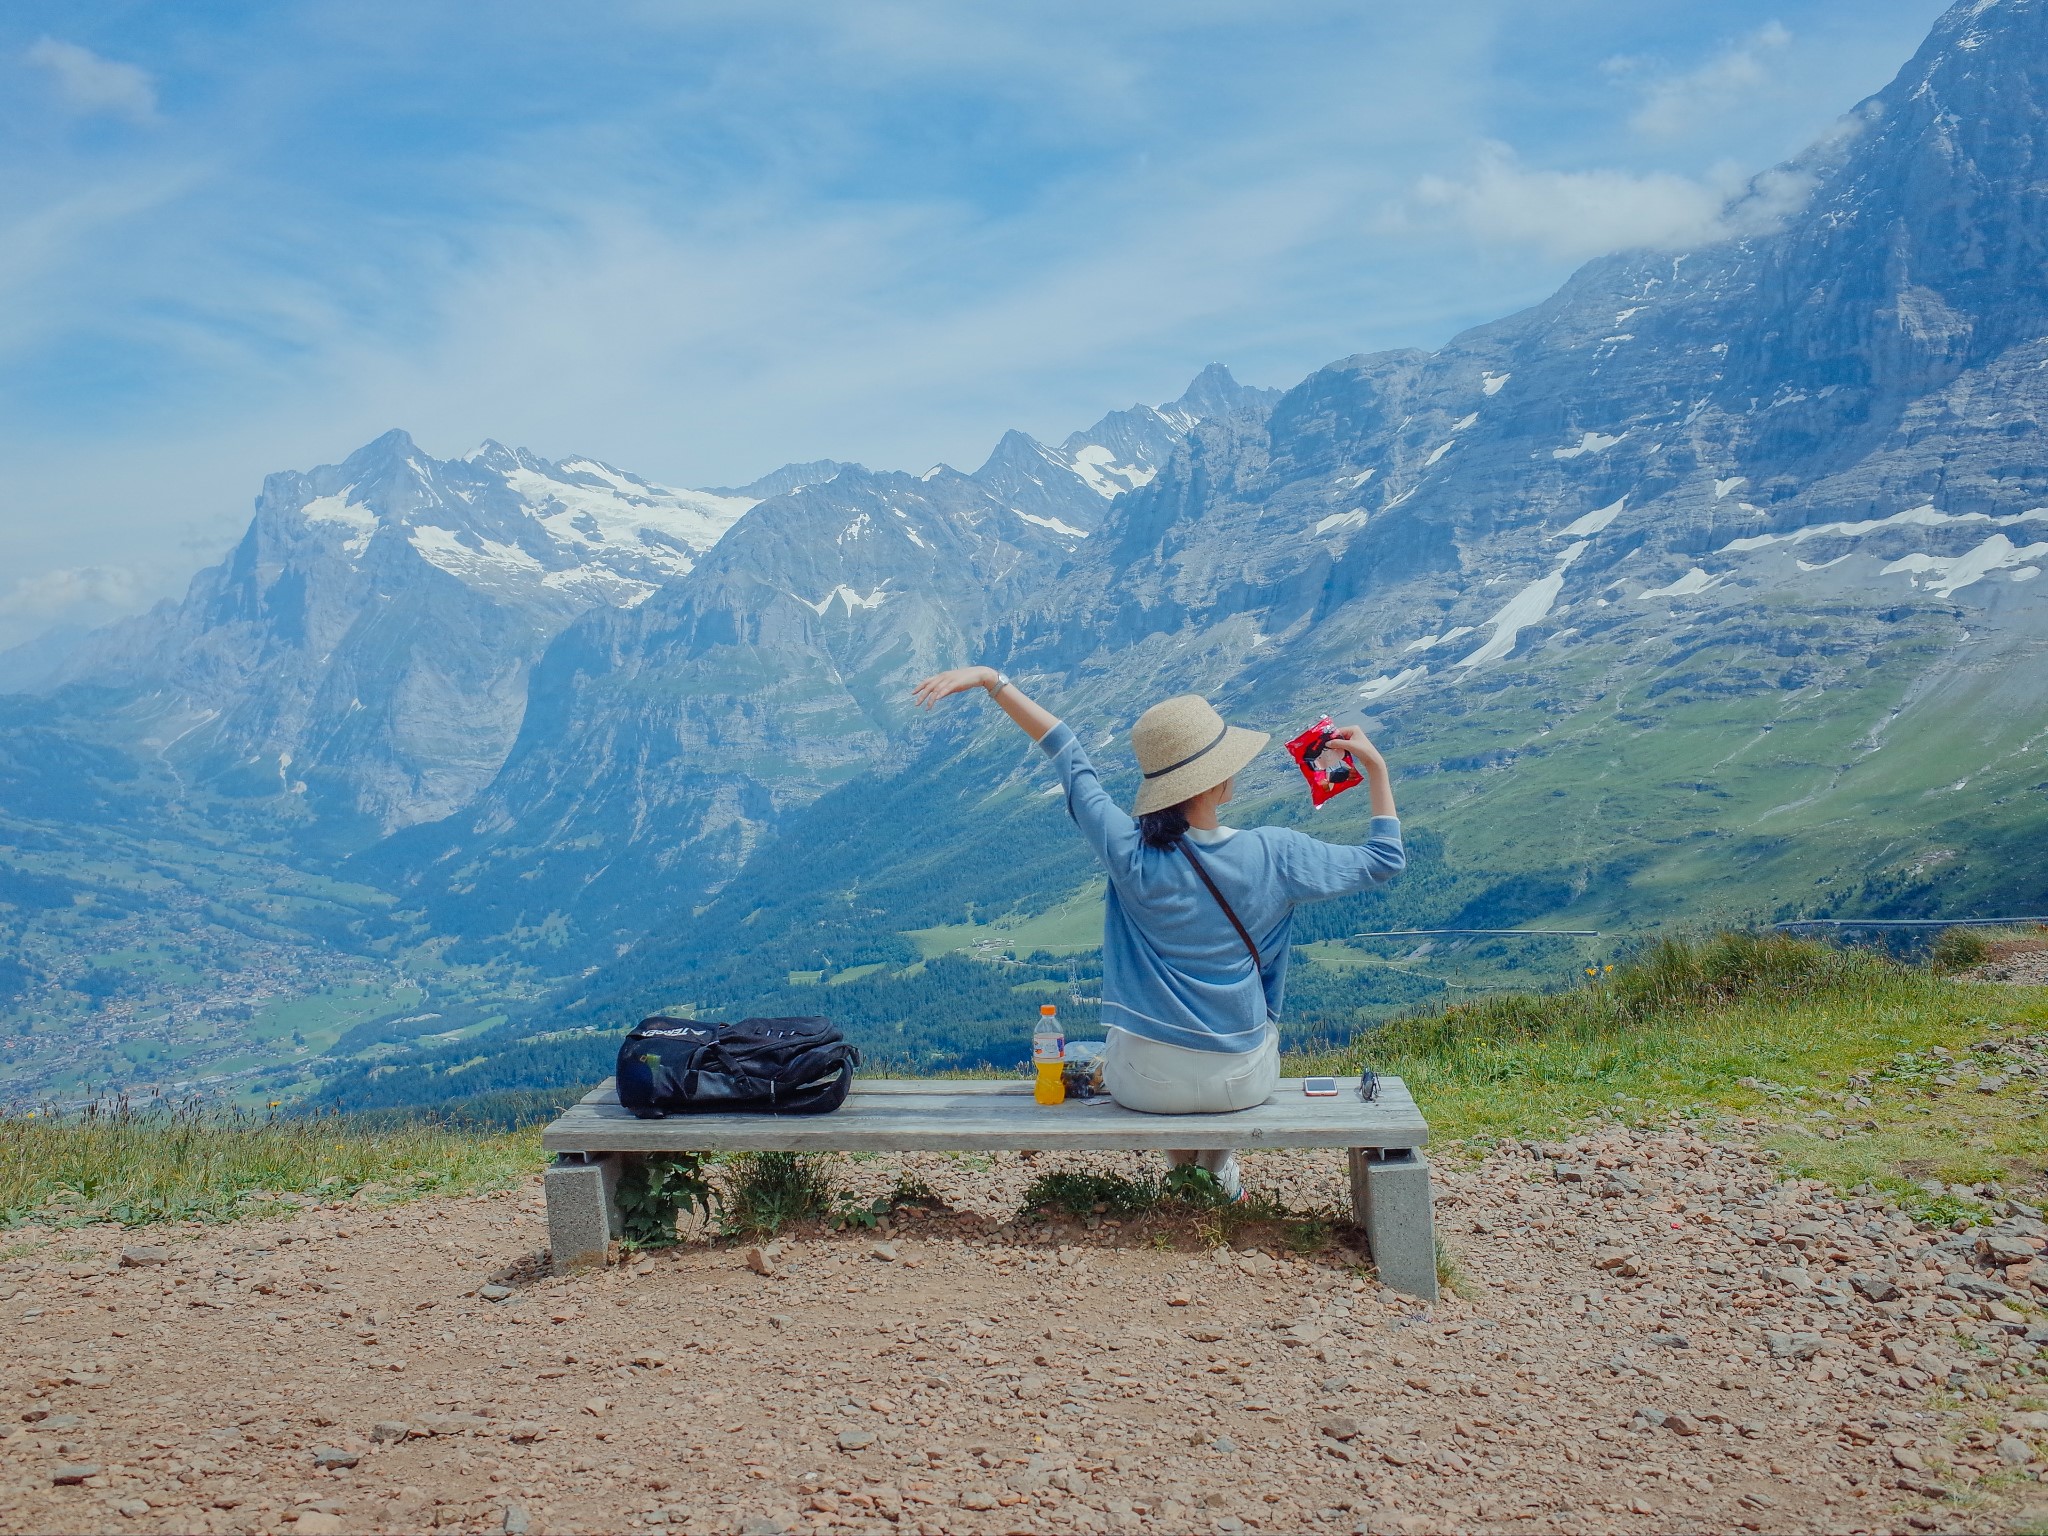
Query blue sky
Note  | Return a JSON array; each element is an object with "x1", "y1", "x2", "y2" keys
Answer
[{"x1": 0, "y1": 0, "x2": 1952, "y2": 651}]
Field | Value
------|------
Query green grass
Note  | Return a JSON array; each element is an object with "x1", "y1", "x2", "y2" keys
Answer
[
  {"x1": 616, "y1": 1152, "x2": 717, "y2": 1248},
  {"x1": 1294, "y1": 932, "x2": 2048, "y2": 1198},
  {"x1": 0, "y1": 1098, "x2": 535, "y2": 1227},
  {"x1": 247, "y1": 985, "x2": 413, "y2": 1050},
  {"x1": 904, "y1": 878, "x2": 1107, "y2": 959},
  {"x1": 719, "y1": 1150, "x2": 839, "y2": 1236},
  {"x1": 1021, "y1": 1168, "x2": 1168, "y2": 1219},
  {"x1": 1932, "y1": 926, "x2": 1996, "y2": 972}
]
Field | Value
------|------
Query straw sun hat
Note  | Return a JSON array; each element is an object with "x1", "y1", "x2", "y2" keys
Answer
[{"x1": 1129, "y1": 694, "x2": 1270, "y2": 816}]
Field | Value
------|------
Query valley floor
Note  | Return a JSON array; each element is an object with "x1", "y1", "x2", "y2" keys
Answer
[{"x1": 4, "y1": 1125, "x2": 2047, "y2": 1536}]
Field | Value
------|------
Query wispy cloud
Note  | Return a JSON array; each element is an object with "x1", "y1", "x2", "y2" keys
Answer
[
  {"x1": 0, "y1": 0, "x2": 1499, "y2": 473},
  {"x1": 1406, "y1": 143, "x2": 1817, "y2": 261},
  {"x1": 23, "y1": 37, "x2": 158, "y2": 124},
  {"x1": 0, "y1": 564, "x2": 142, "y2": 620},
  {"x1": 1609, "y1": 22, "x2": 1795, "y2": 141}
]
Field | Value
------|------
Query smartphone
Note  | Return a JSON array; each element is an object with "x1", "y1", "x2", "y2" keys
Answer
[{"x1": 1302, "y1": 1077, "x2": 1339, "y2": 1097}]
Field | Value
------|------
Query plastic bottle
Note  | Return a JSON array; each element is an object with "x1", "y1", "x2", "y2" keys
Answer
[{"x1": 1033, "y1": 1003, "x2": 1066, "y2": 1106}]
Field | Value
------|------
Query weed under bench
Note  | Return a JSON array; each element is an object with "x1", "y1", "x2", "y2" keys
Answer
[{"x1": 539, "y1": 1076, "x2": 1439, "y2": 1299}]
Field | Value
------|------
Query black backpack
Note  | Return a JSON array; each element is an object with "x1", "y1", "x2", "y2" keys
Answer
[{"x1": 614, "y1": 1015, "x2": 860, "y2": 1119}]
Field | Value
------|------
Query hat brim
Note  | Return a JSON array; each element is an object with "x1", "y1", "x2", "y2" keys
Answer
[{"x1": 1131, "y1": 725, "x2": 1270, "y2": 816}]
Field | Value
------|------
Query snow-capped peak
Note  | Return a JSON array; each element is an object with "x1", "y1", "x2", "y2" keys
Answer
[{"x1": 286, "y1": 434, "x2": 757, "y2": 608}]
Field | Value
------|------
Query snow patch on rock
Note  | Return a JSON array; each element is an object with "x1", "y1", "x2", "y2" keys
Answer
[
  {"x1": 1066, "y1": 443, "x2": 1157, "y2": 499},
  {"x1": 1556, "y1": 497, "x2": 1626, "y2": 538},
  {"x1": 1638, "y1": 567, "x2": 1721, "y2": 600},
  {"x1": 801, "y1": 585, "x2": 891, "y2": 616},
  {"x1": 299, "y1": 492, "x2": 378, "y2": 558},
  {"x1": 1553, "y1": 431, "x2": 1624, "y2": 460},
  {"x1": 1719, "y1": 504, "x2": 2048, "y2": 554},
  {"x1": 1358, "y1": 667, "x2": 1427, "y2": 702},
  {"x1": 1404, "y1": 626, "x2": 1474, "y2": 653},
  {"x1": 1882, "y1": 535, "x2": 2048, "y2": 597},
  {"x1": 1458, "y1": 543, "x2": 1588, "y2": 668},
  {"x1": 1016, "y1": 511, "x2": 1088, "y2": 539},
  {"x1": 409, "y1": 524, "x2": 545, "y2": 579},
  {"x1": 503, "y1": 464, "x2": 753, "y2": 577}
]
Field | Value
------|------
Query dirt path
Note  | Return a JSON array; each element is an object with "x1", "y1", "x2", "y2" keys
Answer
[{"x1": 3, "y1": 1122, "x2": 2046, "y2": 1536}]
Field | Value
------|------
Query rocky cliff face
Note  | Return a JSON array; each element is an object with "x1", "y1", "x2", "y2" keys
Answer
[
  {"x1": 1025, "y1": 0, "x2": 2048, "y2": 700},
  {"x1": 373, "y1": 463, "x2": 1085, "y2": 923},
  {"x1": 1009, "y1": 0, "x2": 2048, "y2": 727},
  {"x1": 969, "y1": 363, "x2": 1283, "y2": 537},
  {"x1": 33, "y1": 363, "x2": 1276, "y2": 869},
  {"x1": 371, "y1": 369, "x2": 1287, "y2": 934},
  {"x1": 40, "y1": 432, "x2": 762, "y2": 835}
]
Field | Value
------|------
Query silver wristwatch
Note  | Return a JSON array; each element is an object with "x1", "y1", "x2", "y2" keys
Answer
[{"x1": 987, "y1": 670, "x2": 1012, "y2": 696}]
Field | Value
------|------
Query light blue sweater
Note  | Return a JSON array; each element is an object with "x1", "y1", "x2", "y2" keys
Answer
[{"x1": 1037, "y1": 721, "x2": 1407, "y2": 1054}]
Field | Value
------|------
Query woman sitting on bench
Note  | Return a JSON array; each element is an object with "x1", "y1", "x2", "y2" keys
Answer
[{"x1": 912, "y1": 668, "x2": 1405, "y2": 1199}]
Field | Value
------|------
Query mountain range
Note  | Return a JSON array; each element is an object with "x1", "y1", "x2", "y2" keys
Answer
[{"x1": 4, "y1": 0, "x2": 2046, "y2": 1111}]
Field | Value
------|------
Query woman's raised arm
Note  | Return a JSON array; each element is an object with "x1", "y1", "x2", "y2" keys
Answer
[{"x1": 912, "y1": 666, "x2": 1059, "y2": 741}]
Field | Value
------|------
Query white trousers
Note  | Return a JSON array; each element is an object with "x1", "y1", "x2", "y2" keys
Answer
[
  {"x1": 1103, "y1": 1025, "x2": 1280, "y2": 1200},
  {"x1": 1102, "y1": 1023, "x2": 1280, "y2": 1114}
]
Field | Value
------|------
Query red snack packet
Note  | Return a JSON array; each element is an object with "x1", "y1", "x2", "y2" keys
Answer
[{"x1": 1285, "y1": 716, "x2": 1362, "y2": 808}]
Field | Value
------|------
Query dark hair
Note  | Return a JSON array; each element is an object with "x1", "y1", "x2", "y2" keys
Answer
[{"x1": 1136, "y1": 803, "x2": 1190, "y2": 850}]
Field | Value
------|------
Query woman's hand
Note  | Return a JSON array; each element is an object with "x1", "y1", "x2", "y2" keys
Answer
[
  {"x1": 913, "y1": 666, "x2": 1060, "y2": 741},
  {"x1": 1325, "y1": 723, "x2": 1387, "y2": 774},
  {"x1": 1328, "y1": 723, "x2": 1396, "y2": 817},
  {"x1": 912, "y1": 666, "x2": 997, "y2": 709}
]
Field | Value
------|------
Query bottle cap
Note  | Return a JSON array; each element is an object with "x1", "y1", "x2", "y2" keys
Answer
[{"x1": 1040, "y1": 1004, "x2": 1057, "y2": 1015}]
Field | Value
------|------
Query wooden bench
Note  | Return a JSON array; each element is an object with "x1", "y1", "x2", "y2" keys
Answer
[{"x1": 540, "y1": 1076, "x2": 1439, "y2": 1299}]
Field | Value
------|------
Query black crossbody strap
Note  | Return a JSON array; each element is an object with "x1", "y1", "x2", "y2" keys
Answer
[{"x1": 1175, "y1": 838, "x2": 1260, "y2": 971}]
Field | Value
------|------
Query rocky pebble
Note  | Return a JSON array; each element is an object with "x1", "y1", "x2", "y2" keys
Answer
[
  {"x1": 1966, "y1": 943, "x2": 2048, "y2": 988},
  {"x1": 1, "y1": 1123, "x2": 2047, "y2": 1533}
]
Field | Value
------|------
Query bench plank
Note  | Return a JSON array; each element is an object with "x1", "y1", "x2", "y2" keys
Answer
[{"x1": 542, "y1": 1076, "x2": 1426, "y2": 1154}]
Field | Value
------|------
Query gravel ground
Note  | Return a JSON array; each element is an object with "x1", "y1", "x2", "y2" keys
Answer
[
  {"x1": 4, "y1": 1123, "x2": 2048, "y2": 1536},
  {"x1": 1969, "y1": 949, "x2": 2048, "y2": 987}
]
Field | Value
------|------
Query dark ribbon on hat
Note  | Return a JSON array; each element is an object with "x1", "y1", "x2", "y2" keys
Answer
[{"x1": 1142, "y1": 721, "x2": 1231, "y2": 780}]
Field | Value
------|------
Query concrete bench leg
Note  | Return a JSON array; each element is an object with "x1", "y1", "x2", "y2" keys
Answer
[
  {"x1": 545, "y1": 1154, "x2": 622, "y2": 1272},
  {"x1": 1348, "y1": 1148, "x2": 1439, "y2": 1302}
]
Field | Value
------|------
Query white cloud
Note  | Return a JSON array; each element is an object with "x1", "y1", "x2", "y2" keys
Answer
[
  {"x1": 24, "y1": 38, "x2": 159, "y2": 124},
  {"x1": 308, "y1": 160, "x2": 1375, "y2": 482},
  {"x1": 0, "y1": 565, "x2": 142, "y2": 621},
  {"x1": 1611, "y1": 23, "x2": 1793, "y2": 142},
  {"x1": 1408, "y1": 143, "x2": 1814, "y2": 261}
]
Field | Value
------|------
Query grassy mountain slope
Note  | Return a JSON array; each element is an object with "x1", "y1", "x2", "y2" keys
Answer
[{"x1": 296, "y1": 574, "x2": 2045, "y2": 1115}]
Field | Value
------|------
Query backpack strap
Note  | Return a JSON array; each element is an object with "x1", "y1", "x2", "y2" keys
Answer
[{"x1": 1175, "y1": 837, "x2": 1260, "y2": 971}]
